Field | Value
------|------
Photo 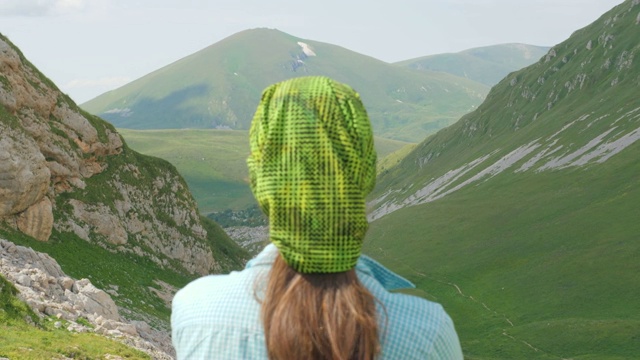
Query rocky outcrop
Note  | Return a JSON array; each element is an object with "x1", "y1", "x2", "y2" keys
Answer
[
  {"x1": 0, "y1": 31, "x2": 245, "y2": 359},
  {"x1": 67, "y1": 199, "x2": 128, "y2": 245},
  {"x1": 0, "y1": 35, "x2": 122, "y2": 241},
  {"x1": 0, "y1": 238, "x2": 173, "y2": 359},
  {"x1": 0, "y1": 34, "x2": 230, "y2": 276}
]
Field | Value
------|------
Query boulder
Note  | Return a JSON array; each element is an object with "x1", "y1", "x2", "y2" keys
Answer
[{"x1": 16, "y1": 196, "x2": 53, "y2": 241}]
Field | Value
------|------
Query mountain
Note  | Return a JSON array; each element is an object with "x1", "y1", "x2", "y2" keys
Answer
[
  {"x1": 81, "y1": 28, "x2": 489, "y2": 142},
  {"x1": 0, "y1": 32, "x2": 247, "y2": 351},
  {"x1": 365, "y1": 1, "x2": 640, "y2": 358},
  {"x1": 395, "y1": 43, "x2": 550, "y2": 86}
]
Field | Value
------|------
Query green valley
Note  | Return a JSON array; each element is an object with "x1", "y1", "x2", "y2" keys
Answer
[{"x1": 118, "y1": 128, "x2": 414, "y2": 213}]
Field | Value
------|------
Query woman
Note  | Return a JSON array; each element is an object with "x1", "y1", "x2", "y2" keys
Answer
[{"x1": 171, "y1": 76, "x2": 463, "y2": 359}]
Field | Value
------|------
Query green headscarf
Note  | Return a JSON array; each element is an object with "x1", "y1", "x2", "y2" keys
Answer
[{"x1": 247, "y1": 76, "x2": 376, "y2": 273}]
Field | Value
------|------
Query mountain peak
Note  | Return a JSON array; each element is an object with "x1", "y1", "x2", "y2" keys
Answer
[{"x1": 81, "y1": 29, "x2": 490, "y2": 142}]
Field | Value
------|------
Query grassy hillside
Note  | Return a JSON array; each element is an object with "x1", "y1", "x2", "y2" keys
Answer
[
  {"x1": 365, "y1": 1, "x2": 640, "y2": 358},
  {"x1": 82, "y1": 28, "x2": 489, "y2": 142},
  {"x1": 396, "y1": 43, "x2": 550, "y2": 86},
  {"x1": 0, "y1": 218, "x2": 243, "y2": 329},
  {"x1": 366, "y1": 155, "x2": 640, "y2": 359},
  {"x1": 118, "y1": 128, "x2": 413, "y2": 213}
]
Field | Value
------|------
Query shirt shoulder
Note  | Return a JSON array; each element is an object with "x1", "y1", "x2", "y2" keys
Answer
[
  {"x1": 171, "y1": 267, "x2": 268, "y2": 359},
  {"x1": 377, "y1": 292, "x2": 462, "y2": 359},
  {"x1": 172, "y1": 266, "x2": 265, "y2": 325},
  {"x1": 356, "y1": 257, "x2": 463, "y2": 359}
]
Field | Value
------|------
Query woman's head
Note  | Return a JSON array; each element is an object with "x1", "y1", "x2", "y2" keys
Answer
[
  {"x1": 250, "y1": 77, "x2": 381, "y2": 360},
  {"x1": 247, "y1": 76, "x2": 377, "y2": 273}
]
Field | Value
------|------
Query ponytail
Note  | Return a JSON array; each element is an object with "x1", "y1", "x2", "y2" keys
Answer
[{"x1": 261, "y1": 253, "x2": 380, "y2": 360}]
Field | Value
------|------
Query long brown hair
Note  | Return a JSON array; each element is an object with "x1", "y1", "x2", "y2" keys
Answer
[{"x1": 261, "y1": 253, "x2": 380, "y2": 360}]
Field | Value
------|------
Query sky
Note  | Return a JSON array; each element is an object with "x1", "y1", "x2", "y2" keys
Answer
[{"x1": 1, "y1": 0, "x2": 625, "y2": 104}]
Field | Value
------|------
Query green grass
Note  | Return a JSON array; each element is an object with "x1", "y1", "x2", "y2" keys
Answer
[
  {"x1": 365, "y1": 157, "x2": 640, "y2": 359},
  {"x1": 377, "y1": 142, "x2": 417, "y2": 174},
  {"x1": 0, "y1": 322, "x2": 151, "y2": 359},
  {"x1": 0, "y1": 274, "x2": 40, "y2": 327},
  {"x1": 118, "y1": 128, "x2": 252, "y2": 213}
]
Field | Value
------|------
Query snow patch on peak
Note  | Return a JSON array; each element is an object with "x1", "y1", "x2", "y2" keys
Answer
[{"x1": 297, "y1": 42, "x2": 316, "y2": 56}]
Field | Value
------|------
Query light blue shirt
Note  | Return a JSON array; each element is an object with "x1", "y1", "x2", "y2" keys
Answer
[{"x1": 172, "y1": 244, "x2": 463, "y2": 359}]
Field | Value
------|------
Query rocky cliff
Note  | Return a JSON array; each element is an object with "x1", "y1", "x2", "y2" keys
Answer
[{"x1": 0, "y1": 33, "x2": 244, "y2": 277}]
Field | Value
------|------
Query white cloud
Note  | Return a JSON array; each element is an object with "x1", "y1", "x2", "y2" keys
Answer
[
  {"x1": 65, "y1": 76, "x2": 131, "y2": 89},
  {"x1": 0, "y1": 0, "x2": 51, "y2": 16},
  {"x1": 0, "y1": 0, "x2": 87, "y2": 17}
]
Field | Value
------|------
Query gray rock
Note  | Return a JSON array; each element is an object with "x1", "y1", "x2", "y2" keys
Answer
[
  {"x1": 16, "y1": 273, "x2": 31, "y2": 287},
  {"x1": 69, "y1": 200, "x2": 128, "y2": 245},
  {"x1": 0, "y1": 240, "x2": 17, "y2": 253},
  {"x1": 75, "y1": 280, "x2": 120, "y2": 321},
  {"x1": 117, "y1": 323, "x2": 138, "y2": 336},
  {"x1": 59, "y1": 276, "x2": 75, "y2": 290}
]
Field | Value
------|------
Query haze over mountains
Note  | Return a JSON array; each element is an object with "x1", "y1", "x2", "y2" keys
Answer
[
  {"x1": 83, "y1": 28, "x2": 515, "y2": 142},
  {"x1": 1, "y1": 0, "x2": 639, "y2": 359}
]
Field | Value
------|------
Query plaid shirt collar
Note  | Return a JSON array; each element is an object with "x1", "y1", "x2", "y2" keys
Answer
[{"x1": 246, "y1": 244, "x2": 415, "y2": 291}]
